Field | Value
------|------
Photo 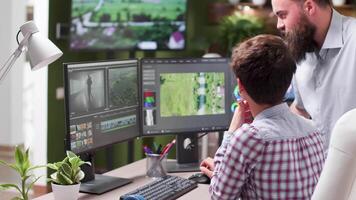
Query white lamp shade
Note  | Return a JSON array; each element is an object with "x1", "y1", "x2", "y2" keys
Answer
[{"x1": 27, "y1": 32, "x2": 63, "y2": 70}]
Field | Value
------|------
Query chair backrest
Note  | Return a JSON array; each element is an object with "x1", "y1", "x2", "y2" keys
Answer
[{"x1": 312, "y1": 109, "x2": 356, "y2": 200}]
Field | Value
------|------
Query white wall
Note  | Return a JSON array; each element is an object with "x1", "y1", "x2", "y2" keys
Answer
[
  {"x1": 25, "y1": 0, "x2": 49, "y2": 185},
  {"x1": 0, "y1": 0, "x2": 48, "y2": 185},
  {"x1": 0, "y1": 0, "x2": 26, "y2": 146}
]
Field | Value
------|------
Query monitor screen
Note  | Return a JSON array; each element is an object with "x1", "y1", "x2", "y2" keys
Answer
[
  {"x1": 141, "y1": 58, "x2": 234, "y2": 135},
  {"x1": 64, "y1": 59, "x2": 140, "y2": 154},
  {"x1": 70, "y1": 0, "x2": 187, "y2": 50}
]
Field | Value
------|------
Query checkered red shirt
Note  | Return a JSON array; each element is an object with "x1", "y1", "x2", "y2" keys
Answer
[{"x1": 210, "y1": 103, "x2": 325, "y2": 200}]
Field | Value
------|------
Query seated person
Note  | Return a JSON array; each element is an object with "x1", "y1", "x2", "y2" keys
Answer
[{"x1": 200, "y1": 35, "x2": 325, "y2": 199}]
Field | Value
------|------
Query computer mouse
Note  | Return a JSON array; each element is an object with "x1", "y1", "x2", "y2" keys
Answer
[{"x1": 188, "y1": 173, "x2": 211, "y2": 184}]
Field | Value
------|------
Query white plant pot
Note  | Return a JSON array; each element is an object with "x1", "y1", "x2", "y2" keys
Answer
[
  {"x1": 252, "y1": 0, "x2": 267, "y2": 6},
  {"x1": 51, "y1": 183, "x2": 80, "y2": 200},
  {"x1": 332, "y1": 0, "x2": 346, "y2": 6}
]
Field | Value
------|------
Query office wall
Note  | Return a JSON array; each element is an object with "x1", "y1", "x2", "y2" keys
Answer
[
  {"x1": 0, "y1": 0, "x2": 49, "y2": 185},
  {"x1": 0, "y1": 0, "x2": 26, "y2": 146},
  {"x1": 23, "y1": 0, "x2": 50, "y2": 185},
  {"x1": 47, "y1": 0, "x2": 211, "y2": 171}
]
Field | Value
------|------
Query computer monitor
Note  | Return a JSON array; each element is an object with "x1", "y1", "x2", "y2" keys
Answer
[
  {"x1": 140, "y1": 58, "x2": 234, "y2": 171},
  {"x1": 63, "y1": 59, "x2": 140, "y2": 194}
]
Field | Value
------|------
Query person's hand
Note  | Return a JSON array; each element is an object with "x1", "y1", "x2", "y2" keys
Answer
[
  {"x1": 228, "y1": 100, "x2": 252, "y2": 132},
  {"x1": 200, "y1": 157, "x2": 214, "y2": 178}
]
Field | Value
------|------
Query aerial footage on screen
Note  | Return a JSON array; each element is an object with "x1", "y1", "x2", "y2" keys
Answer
[
  {"x1": 160, "y1": 72, "x2": 225, "y2": 117},
  {"x1": 70, "y1": 0, "x2": 187, "y2": 50},
  {"x1": 108, "y1": 67, "x2": 138, "y2": 108}
]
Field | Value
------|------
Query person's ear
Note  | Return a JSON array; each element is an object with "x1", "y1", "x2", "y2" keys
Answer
[
  {"x1": 237, "y1": 79, "x2": 245, "y2": 94},
  {"x1": 303, "y1": 0, "x2": 316, "y2": 16}
]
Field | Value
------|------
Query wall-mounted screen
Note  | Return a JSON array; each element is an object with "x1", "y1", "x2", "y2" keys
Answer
[{"x1": 70, "y1": 0, "x2": 187, "y2": 51}]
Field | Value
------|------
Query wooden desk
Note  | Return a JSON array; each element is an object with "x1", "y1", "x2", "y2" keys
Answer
[{"x1": 33, "y1": 159, "x2": 210, "y2": 200}]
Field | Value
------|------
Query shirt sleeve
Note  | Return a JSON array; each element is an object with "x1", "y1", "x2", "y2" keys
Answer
[
  {"x1": 292, "y1": 76, "x2": 305, "y2": 110},
  {"x1": 210, "y1": 124, "x2": 265, "y2": 200}
]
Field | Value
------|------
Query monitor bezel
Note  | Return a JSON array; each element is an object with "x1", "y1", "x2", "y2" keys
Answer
[{"x1": 63, "y1": 59, "x2": 141, "y2": 154}]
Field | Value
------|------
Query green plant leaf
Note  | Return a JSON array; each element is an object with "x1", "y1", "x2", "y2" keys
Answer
[
  {"x1": 60, "y1": 162, "x2": 72, "y2": 178},
  {"x1": 78, "y1": 160, "x2": 91, "y2": 167},
  {"x1": 74, "y1": 170, "x2": 85, "y2": 183},
  {"x1": 50, "y1": 172, "x2": 58, "y2": 183},
  {"x1": 28, "y1": 165, "x2": 46, "y2": 172},
  {"x1": 25, "y1": 149, "x2": 29, "y2": 160},
  {"x1": 66, "y1": 151, "x2": 77, "y2": 158},
  {"x1": 63, "y1": 157, "x2": 70, "y2": 165},
  {"x1": 22, "y1": 175, "x2": 32, "y2": 183},
  {"x1": 54, "y1": 161, "x2": 63, "y2": 169},
  {"x1": 0, "y1": 183, "x2": 21, "y2": 193},
  {"x1": 47, "y1": 178, "x2": 60, "y2": 184},
  {"x1": 0, "y1": 160, "x2": 20, "y2": 173},
  {"x1": 15, "y1": 147, "x2": 24, "y2": 167},
  {"x1": 11, "y1": 197, "x2": 23, "y2": 200},
  {"x1": 25, "y1": 175, "x2": 43, "y2": 196},
  {"x1": 47, "y1": 163, "x2": 59, "y2": 170},
  {"x1": 218, "y1": 12, "x2": 265, "y2": 55},
  {"x1": 57, "y1": 171, "x2": 73, "y2": 185},
  {"x1": 0, "y1": 159, "x2": 9, "y2": 166},
  {"x1": 22, "y1": 159, "x2": 30, "y2": 172},
  {"x1": 69, "y1": 157, "x2": 80, "y2": 169}
]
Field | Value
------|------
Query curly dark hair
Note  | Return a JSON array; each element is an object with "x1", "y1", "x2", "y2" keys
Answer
[{"x1": 231, "y1": 34, "x2": 296, "y2": 105}]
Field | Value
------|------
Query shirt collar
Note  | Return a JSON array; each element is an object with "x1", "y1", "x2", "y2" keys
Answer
[
  {"x1": 254, "y1": 103, "x2": 290, "y2": 121},
  {"x1": 321, "y1": 9, "x2": 343, "y2": 50}
]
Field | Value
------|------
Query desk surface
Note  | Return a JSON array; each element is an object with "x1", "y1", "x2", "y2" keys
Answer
[{"x1": 33, "y1": 159, "x2": 210, "y2": 200}]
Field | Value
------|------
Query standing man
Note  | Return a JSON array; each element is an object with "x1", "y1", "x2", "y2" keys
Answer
[{"x1": 272, "y1": 0, "x2": 356, "y2": 151}]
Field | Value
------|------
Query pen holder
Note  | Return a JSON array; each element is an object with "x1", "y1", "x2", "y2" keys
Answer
[{"x1": 146, "y1": 153, "x2": 167, "y2": 178}]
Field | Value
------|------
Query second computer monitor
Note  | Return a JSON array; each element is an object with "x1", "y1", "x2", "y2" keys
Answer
[
  {"x1": 64, "y1": 59, "x2": 140, "y2": 154},
  {"x1": 141, "y1": 58, "x2": 234, "y2": 135}
]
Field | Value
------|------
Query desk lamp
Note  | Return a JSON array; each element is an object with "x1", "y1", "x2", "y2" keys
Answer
[{"x1": 0, "y1": 21, "x2": 63, "y2": 82}]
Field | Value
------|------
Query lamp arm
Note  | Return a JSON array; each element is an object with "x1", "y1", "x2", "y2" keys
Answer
[{"x1": 0, "y1": 32, "x2": 31, "y2": 83}]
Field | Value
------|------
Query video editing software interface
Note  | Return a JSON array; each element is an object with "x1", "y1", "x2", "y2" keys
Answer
[
  {"x1": 141, "y1": 58, "x2": 236, "y2": 135},
  {"x1": 64, "y1": 60, "x2": 140, "y2": 154}
]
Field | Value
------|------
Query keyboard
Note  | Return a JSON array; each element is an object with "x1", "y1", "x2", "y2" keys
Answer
[{"x1": 120, "y1": 175, "x2": 198, "y2": 200}]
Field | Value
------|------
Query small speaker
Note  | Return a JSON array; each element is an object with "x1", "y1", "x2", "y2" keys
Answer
[{"x1": 176, "y1": 134, "x2": 199, "y2": 164}]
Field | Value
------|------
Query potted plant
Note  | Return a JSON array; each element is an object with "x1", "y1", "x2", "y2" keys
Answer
[
  {"x1": 0, "y1": 146, "x2": 45, "y2": 200},
  {"x1": 218, "y1": 11, "x2": 265, "y2": 56},
  {"x1": 47, "y1": 151, "x2": 90, "y2": 200}
]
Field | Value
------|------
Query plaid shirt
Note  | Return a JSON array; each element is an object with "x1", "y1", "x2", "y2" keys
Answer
[{"x1": 210, "y1": 103, "x2": 325, "y2": 200}]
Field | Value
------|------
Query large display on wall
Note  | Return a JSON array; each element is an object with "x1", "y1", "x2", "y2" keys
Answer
[{"x1": 70, "y1": 0, "x2": 187, "y2": 51}]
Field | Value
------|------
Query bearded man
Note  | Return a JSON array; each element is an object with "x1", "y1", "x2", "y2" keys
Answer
[{"x1": 272, "y1": 0, "x2": 356, "y2": 153}]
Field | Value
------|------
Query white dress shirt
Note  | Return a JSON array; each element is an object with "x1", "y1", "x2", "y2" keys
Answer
[{"x1": 293, "y1": 10, "x2": 356, "y2": 151}]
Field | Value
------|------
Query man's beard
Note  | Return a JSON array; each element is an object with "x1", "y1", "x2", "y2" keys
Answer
[{"x1": 283, "y1": 15, "x2": 318, "y2": 63}]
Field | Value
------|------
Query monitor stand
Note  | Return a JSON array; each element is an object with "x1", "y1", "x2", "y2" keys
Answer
[
  {"x1": 79, "y1": 153, "x2": 132, "y2": 194},
  {"x1": 166, "y1": 133, "x2": 200, "y2": 173}
]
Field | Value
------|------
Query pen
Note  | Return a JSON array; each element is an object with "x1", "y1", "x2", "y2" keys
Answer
[
  {"x1": 160, "y1": 139, "x2": 176, "y2": 159},
  {"x1": 153, "y1": 142, "x2": 158, "y2": 152},
  {"x1": 143, "y1": 146, "x2": 154, "y2": 155},
  {"x1": 157, "y1": 144, "x2": 162, "y2": 154}
]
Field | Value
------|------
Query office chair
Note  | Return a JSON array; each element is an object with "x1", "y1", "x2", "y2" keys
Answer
[{"x1": 312, "y1": 108, "x2": 356, "y2": 200}]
